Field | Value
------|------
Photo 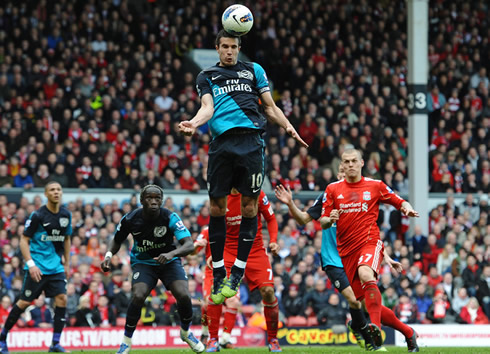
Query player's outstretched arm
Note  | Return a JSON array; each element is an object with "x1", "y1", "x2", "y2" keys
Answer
[
  {"x1": 178, "y1": 94, "x2": 214, "y2": 136},
  {"x1": 400, "y1": 201, "x2": 419, "y2": 218},
  {"x1": 260, "y1": 91, "x2": 308, "y2": 148},
  {"x1": 274, "y1": 185, "x2": 312, "y2": 225}
]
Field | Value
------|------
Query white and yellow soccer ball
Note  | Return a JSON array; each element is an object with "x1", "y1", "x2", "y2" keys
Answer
[{"x1": 221, "y1": 4, "x2": 254, "y2": 36}]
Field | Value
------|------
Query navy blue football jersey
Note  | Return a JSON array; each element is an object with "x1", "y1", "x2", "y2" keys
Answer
[
  {"x1": 114, "y1": 208, "x2": 191, "y2": 266},
  {"x1": 195, "y1": 60, "x2": 270, "y2": 138},
  {"x1": 23, "y1": 206, "x2": 72, "y2": 275}
]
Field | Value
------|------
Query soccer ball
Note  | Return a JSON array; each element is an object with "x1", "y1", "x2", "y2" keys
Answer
[{"x1": 222, "y1": 4, "x2": 254, "y2": 37}]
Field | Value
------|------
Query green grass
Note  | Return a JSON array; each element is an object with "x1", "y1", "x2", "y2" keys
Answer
[{"x1": 10, "y1": 346, "x2": 490, "y2": 353}]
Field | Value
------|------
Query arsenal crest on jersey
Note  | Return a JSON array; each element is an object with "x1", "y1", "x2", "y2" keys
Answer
[
  {"x1": 154, "y1": 226, "x2": 167, "y2": 237},
  {"x1": 59, "y1": 218, "x2": 69, "y2": 227}
]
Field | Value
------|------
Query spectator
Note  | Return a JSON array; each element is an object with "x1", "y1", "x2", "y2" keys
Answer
[
  {"x1": 413, "y1": 283, "x2": 432, "y2": 323},
  {"x1": 476, "y1": 264, "x2": 490, "y2": 317},
  {"x1": 178, "y1": 169, "x2": 199, "y2": 192},
  {"x1": 394, "y1": 293, "x2": 418, "y2": 324},
  {"x1": 0, "y1": 296, "x2": 12, "y2": 325},
  {"x1": 282, "y1": 284, "x2": 305, "y2": 319},
  {"x1": 316, "y1": 293, "x2": 348, "y2": 327},
  {"x1": 66, "y1": 283, "x2": 80, "y2": 324},
  {"x1": 74, "y1": 296, "x2": 101, "y2": 328},
  {"x1": 436, "y1": 244, "x2": 458, "y2": 276},
  {"x1": 459, "y1": 297, "x2": 489, "y2": 325},
  {"x1": 140, "y1": 297, "x2": 172, "y2": 326},
  {"x1": 13, "y1": 167, "x2": 34, "y2": 189},
  {"x1": 25, "y1": 294, "x2": 53, "y2": 328},
  {"x1": 462, "y1": 254, "x2": 481, "y2": 296},
  {"x1": 452, "y1": 287, "x2": 470, "y2": 315},
  {"x1": 426, "y1": 290, "x2": 460, "y2": 324},
  {"x1": 0, "y1": 165, "x2": 13, "y2": 187},
  {"x1": 303, "y1": 279, "x2": 332, "y2": 316},
  {"x1": 114, "y1": 281, "x2": 132, "y2": 318}
]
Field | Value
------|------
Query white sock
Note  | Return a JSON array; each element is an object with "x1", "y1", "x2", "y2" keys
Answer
[
  {"x1": 123, "y1": 336, "x2": 132, "y2": 345},
  {"x1": 181, "y1": 329, "x2": 189, "y2": 337},
  {"x1": 220, "y1": 331, "x2": 231, "y2": 344},
  {"x1": 201, "y1": 326, "x2": 209, "y2": 336}
]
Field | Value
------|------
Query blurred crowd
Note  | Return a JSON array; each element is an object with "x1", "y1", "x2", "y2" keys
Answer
[{"x1": 0, "y1": 0, "x2": 489, "y2": 329}]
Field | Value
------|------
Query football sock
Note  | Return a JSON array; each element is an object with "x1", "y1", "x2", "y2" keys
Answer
[
  {"x1": 209, "y1": 215, "x2": 227, "y2": 275},
  {"x1": 201, "y1": 305, "x2": 208, "y2": 334},
  {"x1": 124, "y1": 302, "x2": 143, "y2": 338},
  {"x1": 1, "y1": 304, "x2": 24, "y2": 339},
  {"x1": 349, "y1": 307, "x2": 368, "y2": 330},
  {"x1": 177, "y1": 297, "x2": 193, "y2": 331},
  {"x1": 235, "y1": 215, "x2": 258, "y2": 269},
  {"x1": 381, "y1": 306, "x2": 414, "y2": 338},
  {"x1": 263, "y1": 298, "x2": 279, "y2": 339},
  {"x1": 223, "y1": 307, "x2": 237, "y2": 334},
  {"x1": 52, "y1": 307, "x2": 66, "y2": 345},
  {"x1": 207, "y1": 302, "x2": 223, "y2": 339},
  {"x1": 362, "y1": 280, "x2": 382, "y2": 328}
]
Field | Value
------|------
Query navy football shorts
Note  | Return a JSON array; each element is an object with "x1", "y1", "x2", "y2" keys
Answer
[
  {"x1": 324, "y1": 265, "x2": 351, "y2": 292},
  {"x1": 207, "y1": 129, "x2": 266, "y2": 198},
  {"x1": 20, "y1": 272, "x2": 67, "y2": 302},
  {"x1": 131, "y1": 258, "x2": 188, "y2": 290}
]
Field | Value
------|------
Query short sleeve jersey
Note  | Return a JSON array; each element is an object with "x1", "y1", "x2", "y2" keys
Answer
[
  {"x1": 321, "y1": 177, "x2": 405, "y2": 257},
  {"x1": 114, "y1": 208, "x2": 191, "y2": 266},
  {"x1": 307, "y1": 193, "x2": 343, "y2": 268},
  {"x1": 23, "y1": 206, "x2": 72, "y2": 275},
  {"x1": 195, "y1": 60, "x2": 270, "y2": 138}
]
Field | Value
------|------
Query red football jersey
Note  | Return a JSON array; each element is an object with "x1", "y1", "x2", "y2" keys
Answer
[
  {"x1": 225, "y1": 190, "x2": 278, "y2": 251},
  {"x1": 321, "y1": 177, "x2": 405, "y2": 257},
  {"x1": 195, "y1": 227, "x2": 211, "y2": 260}
]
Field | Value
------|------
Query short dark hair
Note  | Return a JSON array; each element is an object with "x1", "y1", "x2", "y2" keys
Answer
[
  {"x1": 140, "y1": 184, "x2": 164, "y2": 201},
  {"x1": 45, "y1": 181, "x2": 62, "y2": 191},
  {"x1": 215, "y1": 29, "x2": 241, "y2": 47}
]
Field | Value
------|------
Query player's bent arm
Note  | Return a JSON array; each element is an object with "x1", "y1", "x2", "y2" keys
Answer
[
  {"x1": 275, "y1": 185, "x2": 312, "y2": 225},
  {"x1": 189, "y1": 94, "x2": 215, "y2": 128},
  {"x1": 319, "y1": 216, "x2": 334, "y2": 229},
  {"x1": 289, "y1": 203, "x2": 313, "y2": 226},
  {"x1": 170, "y1": 236, "x2": 195, "y2": 258}
]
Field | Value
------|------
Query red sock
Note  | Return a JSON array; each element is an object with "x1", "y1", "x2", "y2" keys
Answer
[
  {"x1": 263, "y1": 298, "x2": 279, "y2": 339},
  {"x1": 223, "y1": 307, "x2": 237, "y2": 333},
  {"x1": 201, "y1": 305, "x2": 208, "y2": 327},
  {"x1": 381, "y1": 306, "x2": 413, "y2": 338},
  {"x1": 207, "y1": 302, "x2": 223, "y2": 339},
  {"x1": 362, "y1": 280, "x2": 382, "y2": 328}
]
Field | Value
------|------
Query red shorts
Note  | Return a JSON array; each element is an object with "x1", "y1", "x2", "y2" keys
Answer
[
  {"x1": 224, "y1": 246, "x2": 274, "y2": 292},
  {"x1": 341, "y1": 239, "x2": 384, "y2": 301}
]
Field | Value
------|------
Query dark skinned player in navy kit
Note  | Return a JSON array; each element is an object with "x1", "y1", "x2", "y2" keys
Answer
[
  {"x1": 178, "y1": 30, "x2": 308, "y2": 305},
  {"x1": 101, "y1": 185, "x2": 204, "y2": 354},
  {"x1": 0, "y1": 181, "x2": 72, "y2": 354}
]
